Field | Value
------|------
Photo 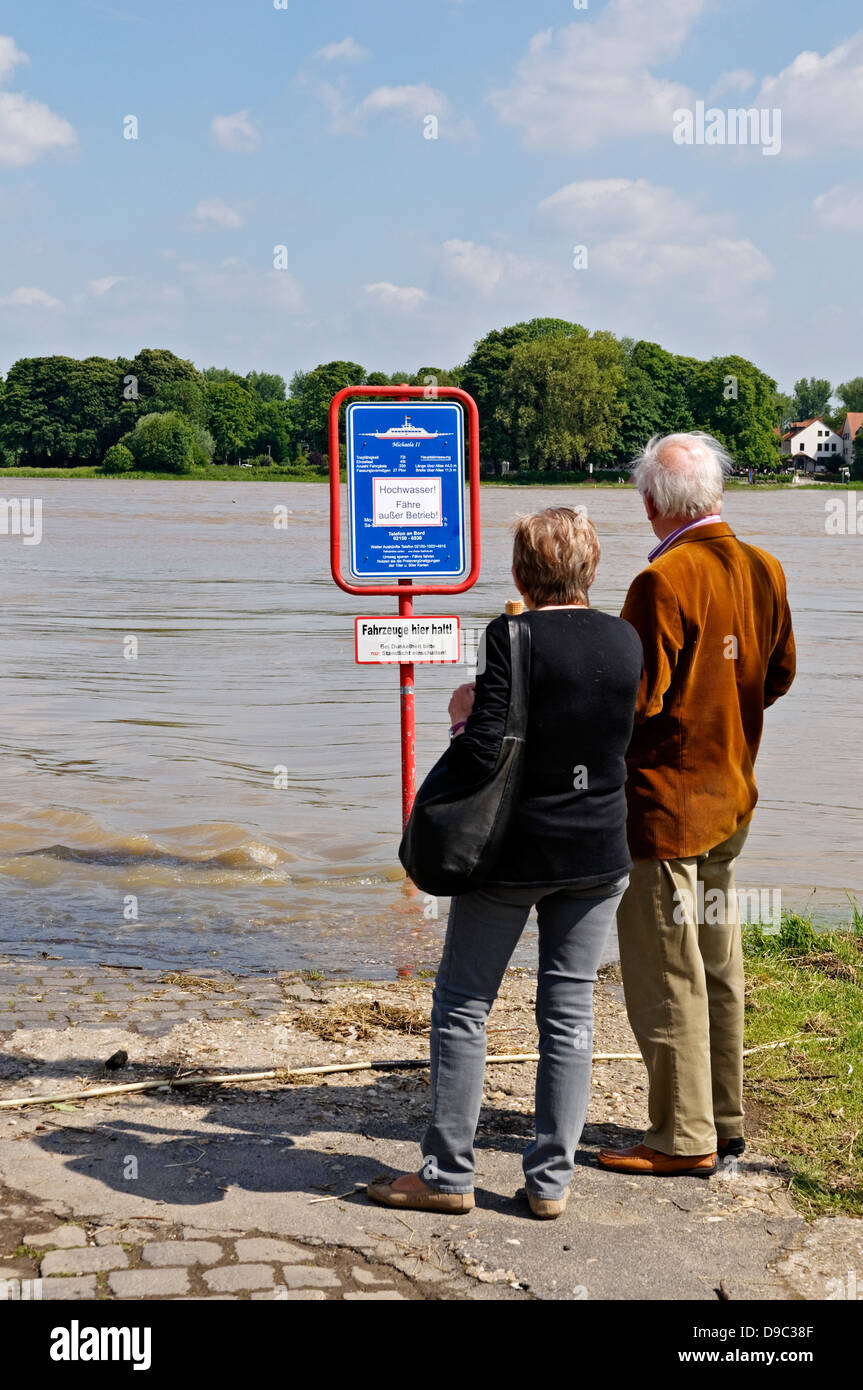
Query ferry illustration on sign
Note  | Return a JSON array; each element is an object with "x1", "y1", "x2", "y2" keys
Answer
[{"x1": 362, "y1": 415, "x2": 454, "y2": 442}]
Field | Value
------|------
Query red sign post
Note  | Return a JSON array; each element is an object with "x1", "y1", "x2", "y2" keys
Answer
[{"x1": 328, "y1": 385, "x2": 481, "y2": 827}]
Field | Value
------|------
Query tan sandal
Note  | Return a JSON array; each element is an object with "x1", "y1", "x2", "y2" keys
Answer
[{"x1": 365, "y1": 1174, "x2": 475, "y2": 1213}]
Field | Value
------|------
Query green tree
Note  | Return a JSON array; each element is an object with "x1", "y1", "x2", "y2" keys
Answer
[
  {"x1": 206, "y1": 381, "x2": 258, "y2": 461},
  {"x1": 245, "y1": 370, "x2": 287, "y2": 402},
  {"x1": 101, "y1": 442, "x2": 135, "y2": 474},
  {"x1": 147, "y1": 377, "x2": 208, "y2": 425},
  {"x1": 687, "y1": 355, "x2": 780, "y2": 471},
  {"x1": 127, "y1": 348, "x2": 207, "y2": 417},
  {"x1": 837, "y1": 377, "x2": 863, "y2": 413},
  {"x1": 498, "y1": 331, "x2": 625, "y2": 469},
  {"x1": 630, "y1": 342, "x2": 695, "y2": 434},
  {"x1": 125, "y1": 412, "x2": 197, "y2": 474},
  {"x1": 792, "y1": 376, "x2": 832, "y2": 420},
  {"x1": 203, "y1": 366, "x2": 246, "y2": 386},
  {"x1": 0, "y1": 355, "x2": 126, "y2": 466},
  {"x1": 409, "y1": 366, "x2": 462, "y2": 394},
  {"x1": 773, "y1": 391, "x2": 795, "y2": 431},
  {"x1": 611, "y1": 340, "x2": 697, "y2": 465},
  {"x1": 248, "y1": 399, "x2": 292, "y2": 461},
  {"x1": 461, "y1": 319, "x2": 587, "y2": 468},
  {"x1": 290, "y1": 360, "x2": 366, "y2": 453},
  {"x1": 853, "y1": 430, "x2": 863, "y2": 481},
  {"x1": 189, "y1": 423, "x2": 215, "y2": 468},
  {"x1": 614, "y1": 361, "x2": 662, "y2": 465}
]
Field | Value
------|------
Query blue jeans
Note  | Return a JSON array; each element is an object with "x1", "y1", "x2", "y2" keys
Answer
[{"x1": 420, "y1": 873, "x2": 629, "y2": 1200}]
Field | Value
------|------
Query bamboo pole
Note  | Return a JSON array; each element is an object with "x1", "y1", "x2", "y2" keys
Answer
[
  {"x1": 0, "y1": 1050, "x2": 642, "y2": 1110},
  {"x1": 742, "y1": 1034, "x2": 829, "y2": 1056},
  {"x1": 0, "y1": 1036, "x2": 817, "y2": 1111}
]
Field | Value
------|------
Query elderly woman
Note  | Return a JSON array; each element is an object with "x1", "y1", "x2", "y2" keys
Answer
[{"x1": 368, "y1": 507, "x2": 643, "y2": 1219}]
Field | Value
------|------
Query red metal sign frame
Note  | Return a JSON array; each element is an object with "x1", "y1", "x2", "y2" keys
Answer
[
  {"x1": 328, "y1": 384, "x2": 482, "y2": 829},
  {"x1": 328, "y1": 384, "x2": 481, "y2": 598}
]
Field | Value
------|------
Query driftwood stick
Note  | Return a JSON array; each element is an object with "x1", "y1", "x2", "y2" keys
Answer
[
  {"x1": 0, "y1": 1050, "x2": 643, "y2": 1110},
  {"x1": 742, "y1": 1035, "x2": 829, "y2": 1057}
]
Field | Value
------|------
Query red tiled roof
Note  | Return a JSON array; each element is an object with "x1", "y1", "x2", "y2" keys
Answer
[{"x1": 841, "y1": 411, "x2": 863, "y2": 440}]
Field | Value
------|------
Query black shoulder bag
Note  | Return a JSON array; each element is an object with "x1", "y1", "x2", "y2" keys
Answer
[{"x1": 398, "y1": 616, "x2": 531, "y2": 897}]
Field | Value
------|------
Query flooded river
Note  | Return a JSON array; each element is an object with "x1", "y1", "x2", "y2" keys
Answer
[{"x1": 0, "y1": 481, "x2": 860, "y2": 975}]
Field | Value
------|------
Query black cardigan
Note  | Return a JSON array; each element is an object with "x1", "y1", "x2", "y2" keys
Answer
[{"x1": 447, "y1": 608, "x2": 643, "y2": 886}]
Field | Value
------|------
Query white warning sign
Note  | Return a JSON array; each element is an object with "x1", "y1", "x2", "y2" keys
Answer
[
  {"x1": 355, "y1": 616, "x2": 460, "y2": 665},
  {"x1": 372, "y1": 478, "x2": 442, "y2": 527}
]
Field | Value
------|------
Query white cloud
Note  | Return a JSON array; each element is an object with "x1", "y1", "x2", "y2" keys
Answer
[
  {"x1": 316, "y1": 37, "x2": 371, "y2": 63},
  {"x1": 192, "y1": 198, "x2": 246, "y2": 229},
  {"x1": 362, "y1": 282, "x2": 428, "y2": 310},
  {"x1": 707, "y1": 68, "x2": 756, "y2": 101},
  {"x1": 438, "y1": 239, "x2": 541, "y2": 295},
  {"x1": 754, "y1": 33, "x2": 863, "y2": 156},
  {"x1": 177, "y1": 257, "x2": 303, "y2": 314},
  {"x1": 599, "y1": 237, "x2": 772, "y2": 292},
  {"x1": 535, "y1": 178, "x2": 772, "y2": 297},
  {"x1": 325, "y1": 81, "x2": 471, "y2": 138},
  {"x1": 87, "y1": 275, "x2": 125, "y2": 296},
  {"x1": 537, "y1": 178, "x2": 711, "y2": 241},
  {"x1": 0, "y1": 286, "x2": 62, "y2": 309},
  {"x1": 210, "y1": 109, "x2": 260, "y2": 153},
  {"x1": 490, "y1": 0, "x2": 705, "y2": 150},
  {"x1": 0, "y1": 34, "x2": 27, "y2": 82},
  {"x1": 353, "y1": 83, "x2": 448, "y2": 123},
  {"x1": 0, "y1": 35, "x2": 76, "y2": 168},
  {"x1": 811, "y1": 183, "x2": 863, "y2": 231}
]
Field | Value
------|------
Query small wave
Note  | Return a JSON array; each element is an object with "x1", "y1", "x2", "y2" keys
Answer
[{"x1": 14, "y1": 841, "x2": 285, "y2": 872}]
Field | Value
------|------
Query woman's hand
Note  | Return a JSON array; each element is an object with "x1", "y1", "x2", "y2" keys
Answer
[{"x1": 448, "y1": 682, "x2": 476, "y2": 727}]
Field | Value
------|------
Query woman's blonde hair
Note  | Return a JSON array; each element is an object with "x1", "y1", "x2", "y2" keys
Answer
[{"x1": 512, "y1": 506, "x2": 600, "y2": 607}]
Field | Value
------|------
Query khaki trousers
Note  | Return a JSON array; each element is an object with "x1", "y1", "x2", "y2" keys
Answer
[{"x1": 616, "y1": 824, "x2": 750, "y2": 1155}]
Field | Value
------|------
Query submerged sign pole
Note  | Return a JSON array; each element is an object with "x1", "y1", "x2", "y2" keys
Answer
[{"x1": 328, "y1": 384, "x2": 481, "y2": 829}]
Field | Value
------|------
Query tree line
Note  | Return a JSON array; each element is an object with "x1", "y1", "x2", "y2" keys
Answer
[{"x1": 1, "y1": 323, "x2": 861, "y2": 475}]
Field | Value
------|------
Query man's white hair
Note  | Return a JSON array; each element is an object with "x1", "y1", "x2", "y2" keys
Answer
[{"x1": 631, "y1": 432, "x2": 734, "y2": 519}]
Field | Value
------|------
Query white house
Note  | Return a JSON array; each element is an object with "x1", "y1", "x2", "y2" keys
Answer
[{"x1": 780, "y1": 417, "x2": 844, "y2": 472}]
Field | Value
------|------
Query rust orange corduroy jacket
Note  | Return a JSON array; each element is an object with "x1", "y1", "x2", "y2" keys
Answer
[{"x1": 620, "y1": 520, "x2": 796, "y2": 861}]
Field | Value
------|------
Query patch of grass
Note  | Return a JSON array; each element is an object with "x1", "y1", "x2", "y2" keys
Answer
[
  {"x1": 0, "y1": 466, "x2": 100, "y2": 478},
  {"x1": 301, "y1": 969, "x2": 326, "y2": 982},
  {"x1": 10, "y1": 1244, "x2": 42, "y2": 1260},
  {"x1": 157, "y1": 972, "x2": 231, "y2": 995},
  {"x1": 742, "y1": 911, "x2": 863, "y2": 1217},
  {"x1": 0, "y1": 465, "x2": 328, "y2": 482},
  {"x1": 293, "y1": 999, "x2": 430, "y2": 1042}
]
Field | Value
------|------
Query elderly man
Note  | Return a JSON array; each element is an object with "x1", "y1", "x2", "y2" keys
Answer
[{"x1": 599, "y1": 432, "x2": 796, "y2": 1176}]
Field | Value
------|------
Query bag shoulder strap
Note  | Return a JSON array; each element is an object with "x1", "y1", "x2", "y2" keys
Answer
[{"x1": 504, "y1": 616, "x2": 531, "y2": 739}]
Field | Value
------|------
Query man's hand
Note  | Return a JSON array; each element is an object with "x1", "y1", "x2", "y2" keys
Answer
[{"x1": 448, "y1": 682, "x2": 475, "y2": 726}]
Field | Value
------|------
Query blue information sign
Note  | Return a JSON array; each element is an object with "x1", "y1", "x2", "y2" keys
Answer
[{"x1": 345, "y1": 402, "x2": 466, "y2": 580}]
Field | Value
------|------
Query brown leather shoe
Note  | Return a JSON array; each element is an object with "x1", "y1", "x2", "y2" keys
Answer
[{"x1": 597, "y1": 1143, "x2": 716, "y2": 1176}]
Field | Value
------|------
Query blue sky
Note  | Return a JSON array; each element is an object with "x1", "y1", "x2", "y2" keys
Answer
[{"x1": 1, "y1": 0, "x2": 861, "y2": 393}]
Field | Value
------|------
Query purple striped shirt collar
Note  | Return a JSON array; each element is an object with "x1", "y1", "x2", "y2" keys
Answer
[{"x1": 648, "y1": 513, "x2": 723, "y2": 563}]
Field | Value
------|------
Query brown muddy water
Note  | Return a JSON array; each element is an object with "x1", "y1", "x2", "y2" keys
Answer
[{"x1": 0, "y1": 481, "x2": 860, "y2": 975}]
